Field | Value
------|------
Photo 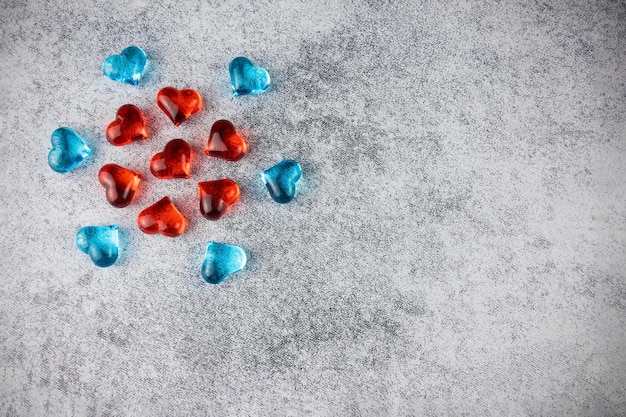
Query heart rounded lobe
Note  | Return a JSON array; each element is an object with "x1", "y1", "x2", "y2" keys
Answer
[
  {"x1": 150, "y1": 139, "x2": 192, "y2": 179},
  {"x1": 137, "y1": 196, "x2": 186, "y2": 237},
  {"x1": 156, "y1": 87, "x2": 202, "y2": 126},
  {"x1": 106, "y1": 104, "x2": 148, "y2": 146},
  {"x1": 198, "y1": 179, "x2": 240, "y2": 220},
  {"x1": 102, "y1": 46, "x2": 147, "y2": 85},
  {"x1": 204, "y1": 120, "x2": 247, "y2": 161},
  {"x1": 201, "y1": 241, "x2": 247, "y2": 284},
  {"x1": 98, "y1": 164, "x2": 142, "y2": 208},
  {"x1": 75, "y1": 225, "x2": 119, "y2": 267},
  {"x1": 260, "y1": 159, "x2": 302, "y2": 203},
  {"x1": 48, "y1": 127, "x2": 92, "y2": 173}
]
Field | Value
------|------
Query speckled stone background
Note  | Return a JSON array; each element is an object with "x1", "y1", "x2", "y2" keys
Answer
[{"x1": 1, "y1": 0, "x2": 625, "y2": 415}]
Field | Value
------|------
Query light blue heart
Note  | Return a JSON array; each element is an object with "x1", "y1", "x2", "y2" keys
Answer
[
  {"x1": 260, "y1": 159, "x2": 302, "y2": 204},
  {"x1": 201, "y1": 241, "x2": 247, "y2": 284},
  {"x1": 228, "y1": 56, "x2": 270, "y2": 96},
  {"x1": 76, "y1": 225, "x2": 119, "y2": 268},
  {"x1": 48, "y1": 127, "x2": 92, "y2": 173},
  {"x1": 103, "y1": 46, "x2": 147, "y2": 86}
]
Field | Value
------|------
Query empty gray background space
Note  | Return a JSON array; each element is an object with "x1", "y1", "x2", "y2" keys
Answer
[{"x1": 0, "y1": 0, "x2": 625, "y2": 415}]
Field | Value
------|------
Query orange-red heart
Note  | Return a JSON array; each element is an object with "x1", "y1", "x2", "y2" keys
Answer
[
  {"x1": 204, "y1": 119, "x2": 247, "y2": 161},
  {"x1": 156, "y1": 87, "x2": 202, "y2": 126},
  {"x1": 105, "y1": 104, "x2": 148, "y2": 146},
  {"x1": 98, "y1": 163, "x2": 142, "y2": 208},
  {"x1": 137, "y1": 196, "x2": 186, "y2": 237},
  {"x1": 198, "y1": 179, "x2": 240, "y2": 220},
  {"x1": 150, "y1": 139, "x2": 191, "y2": 179}
]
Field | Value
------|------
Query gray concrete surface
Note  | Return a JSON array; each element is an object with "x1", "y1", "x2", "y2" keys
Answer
[{"x1": 1, "y1": 0, "x2": 625, "y2": 415}]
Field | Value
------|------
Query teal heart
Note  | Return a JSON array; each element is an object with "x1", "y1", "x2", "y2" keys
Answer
[
  {"x1": 201, "y1": 241, "x2": 247, "y2": 284},
  {"x1": 48, "y1": 127, "x2": 92, "y2": 173},
  {"x1": 228, "y1": 56, "x2": 270, "y2": 96},
  {"x1": 75, "y1": 225, "x2": 119, "y2": 268},
  {"x1": 259, "y1": 159, "x2": 302, "y2": 203},
  {"x1": 102, "y1": 46, "x2": 147, "y2": 86}
]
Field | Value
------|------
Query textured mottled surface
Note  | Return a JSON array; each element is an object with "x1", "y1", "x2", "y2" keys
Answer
[{"x1": 1, "y1": 1, "x2": 625, "y2": 415}]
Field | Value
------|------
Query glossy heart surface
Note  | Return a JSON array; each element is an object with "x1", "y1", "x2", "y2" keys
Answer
[
  {"x1": 228, "y1": 57, "x2": 270, "y2": 96},
  {"x1": 204, "y1": 119, "x2": 246, "y2": 161},
  {"x1": 102, "y1": 46, "x2": 147, "y2": 85},
  {"x1": 137, "y1": 196, "x2": 186, "y2": 237},
  {"x1": 75, "y1": 225, "x2": 119, "y2": 267},
  {"x1": 201, "y1": 241, "x2": 247, "y2": 284},
  {"x1": 150, "y1": 139, "x2": 192, "y2": 179},
  {"x1": 198, "y1": 179, "x2": 240, "y2": 220},
  {"x1": 98, "y1": 164, "x2": 142, "y2": 208},
  {"x1": 259, "y1": 159, "x2": 302, "y2": 203},
  {"x1": 156, "y1": 87, "x2": 202, "y2": 126},
  {"x1": 48, "y1": 127, "x2": 92, "y2": 173},
  {"x1": 106, "y1": 104, "x2": 148, "y2": 146}
]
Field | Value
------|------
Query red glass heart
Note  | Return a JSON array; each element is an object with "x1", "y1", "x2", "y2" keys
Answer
[
  {"x1": 137, "y1": 196, "x2": 186, "y2": 237},
  {"x1": 105, "y1": 104, "x2": 147, "y2": 146},
  {"x1": 150, "y1": 139, "x2": 191, "y2": 179},
  {"x1": 204, "y1": 120, "x2": 247, "y2": 161},
  {"x1": 156, "y1": 87, "x2": 202, "y2": 126},
  {"x1": 198, "y1": 179, "x2": 240, "y2": 220},
  {"x1": 98, "y1": 164, "x2": 142, "y2": 208}
]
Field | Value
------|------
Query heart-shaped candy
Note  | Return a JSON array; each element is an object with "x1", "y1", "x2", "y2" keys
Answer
[
  {"x1": 204, "y1": 120, "x2": 247, "y2": 161},
  {"x1": 259, "y1": 159, "x2": 302, "y2": 203},
  {"x1": 150, "y1": 139, "x2": 192, "y2": 179},
  {"x1": 48, "y1": 127, "x2": 92, "y2": 173},
  {"x1": 198, "y1": 179, "x2": 240, "y2": 220},
  {"x1": 229, "y1": 57, "x2": 271, "y2": 96},
  {"x1": 102, "y1": 46, "x2": 147, "y2": 86},
  {"x1": 137, "y1": 196, "x2": 186, "y2": 237},
  {"x1": 156, "y1": 87, "x2": 202, "y2": 126},
  {"x1": 98, "y1": 164, "x2": 142, "y2": 208},
  {"x1": 106, "y1": 104, "x2": 148, "y2": 146},
  {"x1": 201, "y1": 241, "x2": 247, "y2": 284},
  {"x1": 75, "y1": 225, "x2": 119, "y2": 268}
]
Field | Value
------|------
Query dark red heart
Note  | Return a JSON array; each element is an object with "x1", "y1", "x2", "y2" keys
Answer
[
  {"x1": 105, "y1": 104, "x2": 147, "y2": 146},
  {"x1": 137, "y1": 196, "x2": 186, "y2": 237},
  {"x1": 156, "y1": 87, "x2": 202, "y2": 126},
  {"x1": 204, "y1": 120, "x2": 247, "y2": 161},
  {"x1": 198, "y1": 179, "x2": 240, "y2": 220},
  {"x1": 150, "y1": 139, "x2": 191, "y2": 179},
  {"x1": 98, "y1": 164, "x2": 142, "y2": 208}
]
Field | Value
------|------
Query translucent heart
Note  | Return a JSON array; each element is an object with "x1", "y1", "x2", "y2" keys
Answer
[
  {"x1": 198, "y1": 179, "x2": 240, "y2": 220},
  {"x1": 102, "y1": 46, "x2": 147, "y2": 86},
  {"x1": 106, "y1": 104, "x2": 148, "y2": 146},
  {"x1": 228, "y1": 57, "x2": 271, "y2": 96},
  {"x1": 201, "y1": 241, "x2": 247, "y2": 284},
  {"x1": 150, "y1": 139, "x2": 191, "y2": 179},
  {"x1": 137, "y1": 196, "x2": 186, "y2": 237},
  {"x1": 205, "y1": 119, "x2": 246, "y2": 161},
  {"x1": 48, "y1": 127, "x2": 92, "y2": 173},
  {"x1": 75, "y1": 225, "x2": 119, "y2": 268},
  {"x1": 156, "y1": 87, "x2": 202, "y2": 126},
  {"x1": 259, "y1": 159, "x2": 302, "y2": 203},
  {"x1": 98, "y1": 164, "x2": 142, "y2": 208}
]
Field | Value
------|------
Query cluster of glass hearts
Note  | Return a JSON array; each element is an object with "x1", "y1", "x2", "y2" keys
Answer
[{"x1": 48, "y1": 46, "x2": 302, "y2": 283}]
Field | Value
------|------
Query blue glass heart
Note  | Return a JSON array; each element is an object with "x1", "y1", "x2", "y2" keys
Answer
[
  {"x1": 102, "y1": 46, "x2": 147, "y2": 86},
  {"x1": 201, "y1": 241, "x2": 247, "y2": 284},
  {"x1": 260, "y1": 159, "x2": 302, "y2": 204},
  {"x1": 228, "y1": 56, "x2": 270, "y2": 96},
  {"x1": 48, "y1": 127, "x2": 92, "y2": 173},
  {"x1": 75, "y1": 225, "x2": 119, "y2": 268}
]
